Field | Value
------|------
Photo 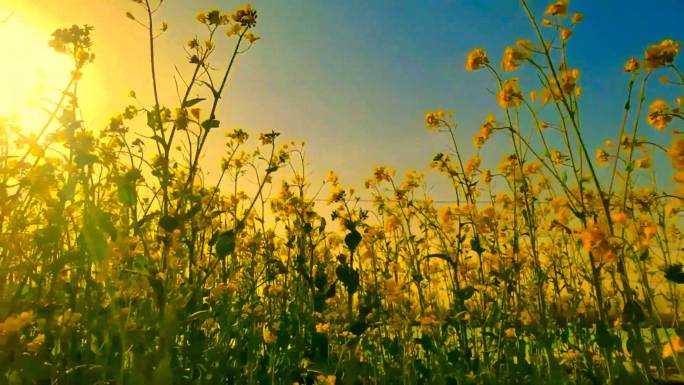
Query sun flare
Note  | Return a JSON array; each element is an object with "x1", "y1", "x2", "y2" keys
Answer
[{"x1": 0, "y1": 10, "x2": 74, "y2": 131}]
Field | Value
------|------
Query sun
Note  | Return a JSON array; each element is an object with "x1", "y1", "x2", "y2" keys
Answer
[{"x1": 0, "y1": 7, "x2": 81, "y2": 134}]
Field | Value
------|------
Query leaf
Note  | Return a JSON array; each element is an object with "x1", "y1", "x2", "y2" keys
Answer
[
  {"x1": 58, "y1": 179, "x2": 76, "y2": 202},
  {"x1": 117, "y1": 177, "x2": 137, "y2": 207},
  {"x1": 665, "y1": 263, "x2": 684, "y2": 284},
  {"x1": 622, "y1": 299, "x2": 646, "y2": 325},
  {"x1": 158, "y1": 215, "x2": 180, "y2": 232},
  {"x1": 470, "y1": 237, "x2": 485, "y2": 255},
  {"x1": 201, "y1": 119, "x2": 220, "y2": 130},
  {"x1": 455, "y1": 286, "x2": 476, "y2": 303},
  {"x1": 595, "y1": 321, "x2": 620, "y2": 349},
  {"x1": 349, "y1": 321, "x2": 369, "y2": 336},
  {"x1": 336, "y1": 264, "x2": 359, "y2": 295},
  {"x1": 344, "y1": 229, "x2": 362, "y2": 254},
  {"x1": 215, "y1": 230, "x2": 236, "y2": 260},
  {"x1": 79, "y1": 205, "x2": 116, "y2": 262},
  {"x1": 80, "y1": 224, "x2": 108, "y2": 262},
  {"x1": 182, "y1": 98, "x2": 205, "y2": 108}
]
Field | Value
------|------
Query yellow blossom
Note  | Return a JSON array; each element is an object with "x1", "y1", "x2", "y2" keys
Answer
[
  {"x1": 544, "y1": 0, "x2": 568, "y2": 16},
  {"x1": 624, "y1": 58, "x2": 640, "y2": 73},
  {"x1": 611, "y1": 211, "x2": 628, "y2": 225},
  {"x1": 497, "y1": 78, "x2": 523, "y2": 109},
  {"x1": 595, "y1": 148, "x2": 609, "y2": 165},
  {"x1": 465, "y1": 48, "x2": 489, "y2": 71},
  {"x1": 668, "y1": 137, "x2": 684, "y2": 170},
  {"x1": 571, "y1": 12, "x2": 584, "y2": 24},
  {"x1": 663, "y1": 335, "x2": 684, "y2": 358},
  {"x1": 646, "y1": 99, "x2": 672, "y2": 130},
  {"x1": 502, "y1": 46, "x2": 530, "y2": 72},
  {"x1": 560, "y1": 28, "x2": 572, "y2": 41},
  {"x1": 644, "y1": 39, "x2": 681, "y2": 69},
  {"x1": 425, "y1": 110, "x2": 450, "y2": 129}
]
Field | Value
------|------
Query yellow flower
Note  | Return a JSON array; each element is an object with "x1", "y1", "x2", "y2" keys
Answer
[
  {"x1": 611, "y1": 211, "x2": 627, "y2": 225},
  {"x1": 232, "y1": 4, "x2": 258, "y2": 27},
  {"x1": 226, "y1": 23, "x2": 243, "y2": 37},
  {"x1": 644, "y1": 39, "x2": 681, "y2": 69},
  {"x1": 595, "y1": 148, "x2": 609, "y2": 165},
  {"x1": 571, "y1": 12, "x2": 584, "y2": 24},
  {"x1": 482, "y1": 169, "x2": 492, "y2": 184},
  {"x1": 464, "y1": 156, "x2": 481, "y2": 176},
  {"x1": 646, "y1": 99, "x2": 672, "y2": 130},
  {"x1": 315, "y1": 323, "x2": 330, "y2": 334},
  {"x1": 523, "y1": 161, "x2": 541, "y2": 174},
  {"x1": 624, "y1": 58, "x2": 640, "y2": 73},
  {"x1": 438, "y1": 207, "x2": 455, "y2": 228},
  {"x1": 497, "y1": 78, "x2": 523, "y2": 109},
  {"x1": 641, "y1": 224, "x2": 657, "y2": 246},
  {"x1": 529, "y1": 90, "x2": 538, "y2": 101},
  {"x1": 327, "y1": 185, "x2": 345, "y2": 204},
  {"x1": 315, "y1": 375, "x2": 337, "y2": 385},
  {"x1": 544, "y1": 0, "x2": 568, "y2": 16},
  {"x1": 263, "y1": 325, "x2": 277, "y2": 344},
  {"x1": 27, "y1": 334, "x2": 45, "y2": 353},
  {"x1": 501, "y1": 46, "x2": 530, "y2": 72},
  {"x1": 465, "y1": 48, "x2": 489, "y2": 71},
  {"x1": 668, "y1": 137, "x2": 684, "y2": 170},
  {"x1": 560, "y1": 68, "x2": 580, "y2": 94},
  {"x1": 545, "y1": 0, "x2": 568, "y2": 16},
  {"x1": 577, "y1": 224, "x2": 617, "y2": 263},
  {"x1": 663, "y1": 335, "x2": 684, "y2": 358},
  {"x1": 560, "y1": 28, "x2": 572, "y2": 42},
  {"x1": 504, "y1": 328, "x2": 517, "y2": 338},
  {"x1": 634, "y1": 156, "x2": 651, "y2": 169},
  {"x1": 244, "y1": 32, "x2": 260, "y2": 43},
  {"x1": 516, "y1": 39, "x2": 535, "y2": 51},
  {"x1": 418, "y1": 311, "x2": 439, "y2": 330},
  {"x1": 425, "y1": 110, "x2": 450, "y2": 129}
]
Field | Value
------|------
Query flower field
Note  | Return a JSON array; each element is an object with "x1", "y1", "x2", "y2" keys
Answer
[{"x1": 1, "y1": 1, "x2": 683, "y2": 384}]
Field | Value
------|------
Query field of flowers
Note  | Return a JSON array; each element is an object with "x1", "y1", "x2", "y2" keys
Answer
[{"x1": 1, "y1": 0, "x2": 683, "y2": 384}]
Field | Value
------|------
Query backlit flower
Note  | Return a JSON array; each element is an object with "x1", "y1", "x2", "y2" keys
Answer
[
  {"x1": 644, "y1": 39, "x2": 681, "y2": 69},
  {"x1": 668, "y1": 137, "x2": 684, "y2": 170},
  {"x1": 502, "y1": 46, "x2": 530, "y2": 72},
  {"x1": 545, "y1": 0, "x2": 568, "y2": 16},
  {"x1": 497, "y1": 78, "x2": 523, "y2": 109},
  {"x1": 465, "y1": 48, "x2": 489, "y2": 71},
  {"x1": 624, "y1": 58, "x2": 640, "y2": 73},
  {"x1": 647, "y1": 99, "x2": 672, "y2": 130}
]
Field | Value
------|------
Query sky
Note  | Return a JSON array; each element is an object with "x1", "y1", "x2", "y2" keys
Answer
[{"x1": 1, "y1": 0, "x2": 683, "y2": 199}]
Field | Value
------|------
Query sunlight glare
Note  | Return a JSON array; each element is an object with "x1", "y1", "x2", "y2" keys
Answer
[{"x1": 0, "y1": 9, "x2": 74, "y2": 134}]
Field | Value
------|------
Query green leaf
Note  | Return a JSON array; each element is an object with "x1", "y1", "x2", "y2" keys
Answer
[
  {"x1": 201, "y1": 119, "x2": 220, "y2": 130},
  {"x1": 470, "y1": 237, "x2": 484, "y2": 255},
  {"x1": 117, "y1": 177, "x2": 137, "y2": 207},
  {"x1": 345, "y1": 229, "x2": 362, "y2": 254},
  {"x1": 158, "y1": 215, "x2": 180, "y2": 232},
  {"x1": 622, "y1": 299, "x2": 646, "y2": 325},
  {"x1": 336, "y1": 263, "x2": 359, "y2": 295},
  {"x1": 215, "y1": 230, "x2": 236, "y2": 260},
  {"x1": 455, "y1": 286, "x2": 476, "y2": 303},
  {"x1": 665, "y1": 263, "x2": 684, "y2": 284},
  {"x1": 349, "y1": 321, "x2": 369, "y2": 336},
  {"x1": 182, "y1": 98, "x2": 205, "y2": 108},
  {"x1": 80, "y1": 224, "x2": 108, "y2": 262},
  {"x1": 58, "y1": 179, "x2": 76, "y2": 202},
  {"x1": 595, "y1": 321, "x2": 620, "y2": 349}
]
